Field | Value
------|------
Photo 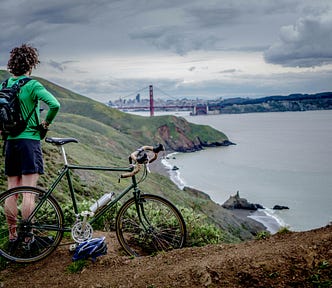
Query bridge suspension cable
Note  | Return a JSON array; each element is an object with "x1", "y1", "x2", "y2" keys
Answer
[
  {"x1": 119, "y1": 86, "x2": 150, "y2": 100},
  {"x1": 153, "y1": 86, "x2": 177, "y2": 100}
]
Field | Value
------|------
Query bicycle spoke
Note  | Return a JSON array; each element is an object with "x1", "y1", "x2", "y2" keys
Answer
[{"x1": 116, "y1": 194, "x2": 186, "y2": 256}]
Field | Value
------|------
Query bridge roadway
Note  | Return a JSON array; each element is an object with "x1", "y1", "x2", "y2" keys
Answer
[
  {"x1": 114, "y1": 104, "x2": 215, "y2": 115},
  {"x1": 116, "y1": 105, "x2": 194, "y2": 110}
]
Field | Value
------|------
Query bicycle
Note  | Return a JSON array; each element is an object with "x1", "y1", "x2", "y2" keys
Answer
[{"x1": 0, "y1": 137, "x2": 187, "y2": 263}]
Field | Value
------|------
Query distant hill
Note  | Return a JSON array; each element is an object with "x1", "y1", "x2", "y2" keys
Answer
[{"x1": 214, "y1": 92, "x2": 332, "y2": 114}]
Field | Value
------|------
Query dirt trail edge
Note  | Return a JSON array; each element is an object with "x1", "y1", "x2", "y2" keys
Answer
[{"x1": 1, "y1": 225, "x2": 332, "y2": 288}]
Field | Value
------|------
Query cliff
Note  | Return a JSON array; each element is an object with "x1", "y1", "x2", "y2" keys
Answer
[{"x1": 156, "y1": 117, "x2": 235, "y2": 152}]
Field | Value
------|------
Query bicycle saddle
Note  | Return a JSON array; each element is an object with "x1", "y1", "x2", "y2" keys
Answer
[{"x1": 45, "y1": 137, "x2": 79, "y2": 145}]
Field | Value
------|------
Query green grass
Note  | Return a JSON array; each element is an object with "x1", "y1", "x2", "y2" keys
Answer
[{"x1": 66, "y1": 259, "x2": 89, "y2": 273}]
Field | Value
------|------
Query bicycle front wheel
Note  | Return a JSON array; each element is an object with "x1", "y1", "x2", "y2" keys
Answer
[
  {"x1": 0, "y1": 186, "x2": 64, "y2": 263},
  {"x1": 116, "y1": 194, "x2": 186, "y2": 256}
]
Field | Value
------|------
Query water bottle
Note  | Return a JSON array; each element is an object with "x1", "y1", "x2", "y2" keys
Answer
[{"x1": 89, "y1": 192, "x2": 114, "y2": 213}]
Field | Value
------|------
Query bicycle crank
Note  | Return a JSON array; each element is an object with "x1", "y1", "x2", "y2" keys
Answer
[{"x1": 71, "y1": 221, "x2": 94, "y2": 243}]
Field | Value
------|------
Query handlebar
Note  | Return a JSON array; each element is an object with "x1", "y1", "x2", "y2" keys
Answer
[
  {"x1": 45, "y1": 137, "x2": 164, "y2": 179},
  {"x1": 120, "y1": 144, "x2": 164, "y2": 178},
  {"x1": 129, "y1": 143, "x2": 164, "y2": 164}
]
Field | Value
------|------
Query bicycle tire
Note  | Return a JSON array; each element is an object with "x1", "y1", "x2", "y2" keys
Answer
[
  {"x1": 116, "y1": 194, "x2": 186, "y2": 256},
  {"x1": 0, "y1": 186, "x2": 64, "y2": 263}
]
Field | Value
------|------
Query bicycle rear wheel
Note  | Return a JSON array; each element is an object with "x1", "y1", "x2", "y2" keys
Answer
[
  {"x1": 0, "y1": 186, "x2": 64, "y2": 263},
  {"x1": 116, "y1": 194, "x2": 186, "y2": 256}
]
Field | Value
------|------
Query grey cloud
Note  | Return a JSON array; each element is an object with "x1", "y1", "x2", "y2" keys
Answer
[
  {"x1": 129, "y1": 26, "x2": 219, "y2": 55},
  {"x1": 264, "y1": 15, "x2": 332, "y2": 67},
  {"x1": 1, "y1": 0, "x2": 320, "y2": 60},
  {"x1": 0, "y1": 0, "x2": 110, "y2": 54},
  {"x1": 219, "y1": 69, "x2": 238, "y2": 74},
  {"x1": 187, "y1": 6, "x2": 239, "y2": 27},
  {"x1": 19, "y1": 0, "x2": 110, "y2": 25},
  {"x1": 185, "y1": 0, "x2": 300, "y2": 27},
  {"x1": 47, "y1": 60, "x2": 78, "y2": 72}
]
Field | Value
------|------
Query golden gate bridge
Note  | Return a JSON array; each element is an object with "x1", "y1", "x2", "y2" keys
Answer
[{"x1": 112, "y1": 85, "x2": 213, "y2": 116}]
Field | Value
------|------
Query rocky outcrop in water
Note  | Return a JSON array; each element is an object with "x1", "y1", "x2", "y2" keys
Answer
[
  {"x1": 222, "y1": 191, "x2": 264, "y2": 210},
  {"x1": 273, "y1": 205, "x2": 289, "y2": 210},
  {"x1": 182, "y1": 187, "x2": 266, "y2": 240}
]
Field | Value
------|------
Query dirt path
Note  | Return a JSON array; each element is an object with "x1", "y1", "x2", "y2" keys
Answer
[{"x1": 1, "y1": 225, "x2": 332, "y2": 288}]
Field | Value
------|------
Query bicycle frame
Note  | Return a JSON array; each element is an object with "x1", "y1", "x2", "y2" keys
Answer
[{"x1": 28, "y1": 154, "x2": 142, "y2": 233}]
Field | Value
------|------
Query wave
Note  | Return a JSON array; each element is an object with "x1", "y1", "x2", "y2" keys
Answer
[
  {"x1": 161, "y1": 154, "x2": 186, "y2": 189},
  {"x1": 248, "y1": 208, "x2": 288, "y2": 234}
]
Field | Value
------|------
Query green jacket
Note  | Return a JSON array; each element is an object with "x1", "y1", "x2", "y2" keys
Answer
[{"x1": 6, "y1": 75, "x2": 60, "y2": 140}]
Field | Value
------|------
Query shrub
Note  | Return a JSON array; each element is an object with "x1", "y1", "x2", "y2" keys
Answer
[
  {"x1": 277, "y1": 226, "x2": 291, "y2": 234},
  {"x1": 180, "y1": 207, "x2": 225, "y2": 247},
  {"x1": 256, "y1": 230, "x2": 270, "y2": 240}
]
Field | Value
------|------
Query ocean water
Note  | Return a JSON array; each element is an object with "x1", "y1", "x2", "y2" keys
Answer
[
  {"x1": 131, "y1": 110, "x2": 332, "y2": 232},
  {"x1": 165, "y1": 110, "x2": 332, "y2": 232}
]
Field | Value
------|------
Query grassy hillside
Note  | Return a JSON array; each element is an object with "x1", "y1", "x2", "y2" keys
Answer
[{"x1": 0, "y1": 71, "x2": 261, "y2": 242}]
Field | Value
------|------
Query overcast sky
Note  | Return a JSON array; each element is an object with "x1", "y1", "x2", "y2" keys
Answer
[{"x1": 1, "y1": 0, "x2": 332, "y2": 103}]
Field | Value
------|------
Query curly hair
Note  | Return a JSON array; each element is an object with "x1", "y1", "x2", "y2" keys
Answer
[{"x1": 7, "y1": 44, "x2": 40, "y2": 76}]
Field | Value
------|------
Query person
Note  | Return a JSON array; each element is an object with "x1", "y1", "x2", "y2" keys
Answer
[{"x1": 3, "y1": 44, "x2": 60, "y2": 242}]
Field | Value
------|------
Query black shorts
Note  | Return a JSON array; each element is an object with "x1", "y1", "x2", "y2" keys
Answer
[{"x1": 5, "y1": 139, "x2": 44, "y2": 176}]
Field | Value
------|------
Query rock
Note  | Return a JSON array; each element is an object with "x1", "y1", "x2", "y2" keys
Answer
[
  {"x1": 200, "y1": 139, "x2": 236, "y2": 148},
  {"x1": 273, "y1": 205, "x2": 289, "y2": 210},
  {"x1": 222, "y1": 191, "x2": 264, "y2": 210}
]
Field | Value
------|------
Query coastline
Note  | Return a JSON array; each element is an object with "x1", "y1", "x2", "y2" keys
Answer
[
  {"x1": 150, "y1": 155, "x2": 170, "y2": 177},
  {"x1": 232, "y1": 209, "x2": 281, "y2": 234},
  {"x1": 152, "y1": 156, "x2": 281, "y2": 234}
]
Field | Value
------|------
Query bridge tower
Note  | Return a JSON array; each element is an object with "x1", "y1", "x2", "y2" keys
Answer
[{"x1": 149, "y1": 85, "x2": 154, "y2": 116}]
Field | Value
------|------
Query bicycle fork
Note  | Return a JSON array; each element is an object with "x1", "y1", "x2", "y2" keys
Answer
[{"x1": 133, "y1": 191, "x2": 154, "y2": 234}]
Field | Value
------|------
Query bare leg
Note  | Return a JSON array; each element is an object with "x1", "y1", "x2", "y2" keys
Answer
[
  {"x1": 5, "y1": 174, "x2": 39, "y2": 239},
  {"x1": 4, "y1": 195, "x2": 18, "y2": 240},
  {"x1": 5, "y1": 176, "x2": 22, "y2": 240},
  {"x1": 21, "y1": 174, "x2": 39, "y2": 220}
]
